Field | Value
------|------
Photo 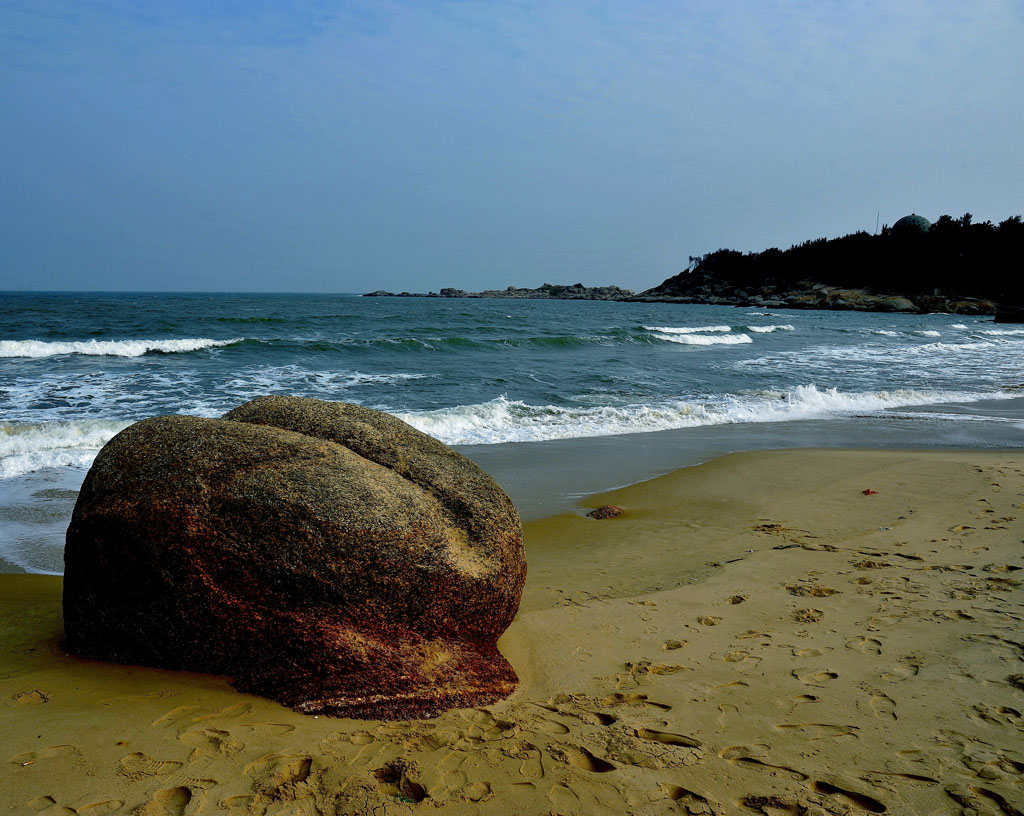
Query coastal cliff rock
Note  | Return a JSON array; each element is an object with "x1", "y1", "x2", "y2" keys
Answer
[
  {"x1": 628, "y1": 275, "x2": 996, "y2": 315},
  {"x1": 995, "y1": 304, "x2": 1024, "y2": 323},
  {"x1": 63, "y1": 396, "x2": 526, "y2": 719}
]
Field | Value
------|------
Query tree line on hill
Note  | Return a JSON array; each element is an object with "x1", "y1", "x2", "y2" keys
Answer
[{"x1": 663, "y1": 213, "x2": 1023, "y2": 302}]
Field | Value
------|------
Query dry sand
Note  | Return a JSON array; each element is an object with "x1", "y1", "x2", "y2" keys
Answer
[{"x1": 2, "y1": 449, "x2": 1023, "y2": 815}]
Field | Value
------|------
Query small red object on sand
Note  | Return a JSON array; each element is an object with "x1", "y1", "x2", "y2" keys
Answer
[{"x1": 862, "y1": 489, "x2": 878, "y2": 495}]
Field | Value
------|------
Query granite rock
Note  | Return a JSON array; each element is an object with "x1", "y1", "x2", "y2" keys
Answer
[{"x1": 64, "y1": 396, "x2": 526, "y2": 719}]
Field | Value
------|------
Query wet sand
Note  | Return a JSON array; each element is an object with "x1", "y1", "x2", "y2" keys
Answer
[{"x1": 2, "y1": 449, "x2": 1023, "y2": 814}]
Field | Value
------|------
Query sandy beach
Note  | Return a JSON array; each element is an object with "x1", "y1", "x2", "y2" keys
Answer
[{"x1": 3, "y1": 448, "x2": 1023, "y2": 815}]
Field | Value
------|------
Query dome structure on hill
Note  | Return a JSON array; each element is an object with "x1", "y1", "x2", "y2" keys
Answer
[{"x1": 891, "y1": 213, "x2": 932, "y2": 236}]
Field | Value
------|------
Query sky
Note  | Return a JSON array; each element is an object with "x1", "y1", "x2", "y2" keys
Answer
[{"x1": 1, "y1": 1, "x2": 1022, "y2": 293}]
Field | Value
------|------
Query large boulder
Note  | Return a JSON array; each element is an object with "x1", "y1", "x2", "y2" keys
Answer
[{"x1": 63, "y1": 396, "x2": 526, "y2": 719}]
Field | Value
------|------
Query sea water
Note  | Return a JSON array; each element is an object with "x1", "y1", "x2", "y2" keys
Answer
[{"x1": 2, "y1": 291, "x2": 1023, "y2": 573}]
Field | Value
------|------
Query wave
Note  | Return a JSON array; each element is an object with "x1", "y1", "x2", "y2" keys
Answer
[
  {"x1": 644, "y1": 325, "x2": 731, "y2": 334},
  {"x1": 0, "y1": 338, "x2": 242, "y2": 358},
  {"x1": 980, "y1": 328, "x2": 1024, "y2": 336},
  {"x1": 873, "y1": 330, "x2": 900, "y2": 336},
  {"x1": 0, "y1": 420, "x2": 131, "y2": 479},
  {"x1": 745, "y1": 324, "x2": 794, "y2": 333},
  {"x1": 396, "y1": 385, "x2": 1006, "y2": 446},
  {"x1": 914, "y1": 330, "x2": 942, "y2": 337},
  {"x1": 951, "y1": 323, "x2": 968, "y2": 329},
  {"x1": 653, "y1": 332, "x2": 753, "y2": 346}
]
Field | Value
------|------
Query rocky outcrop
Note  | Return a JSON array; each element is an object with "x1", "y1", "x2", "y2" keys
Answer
[
  {"x1": 364, "y1": 282, "x2": 634, "y2": 300},
  {"x1": 63, "y1": 396, "x2": 526, "y2": 720},
  {"x1": 995, "y1": 304, "x2": 1024, "y2": 323},
  {"x1": 628, "y1": 274, "x2": 996, "y2": 315},
  {"x1": 587, "y1": 505, "x2": 624, "y2": 519}
]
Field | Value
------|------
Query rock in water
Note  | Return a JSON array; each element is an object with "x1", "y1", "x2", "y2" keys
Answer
[{"x1": 63, "y1": 396, "x2": 526, "y2": 719}]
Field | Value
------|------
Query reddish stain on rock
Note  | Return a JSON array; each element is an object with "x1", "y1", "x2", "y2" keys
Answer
[
  {"x1": 63, "y1": 396, "x2": 526, "y2": 719},
  {"x1": 587, "y1": 505, "x2": 624, "y2": 519}
]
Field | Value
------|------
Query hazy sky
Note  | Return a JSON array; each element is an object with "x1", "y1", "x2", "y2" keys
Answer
[{"x1": 2, "y1": 1, "x2": 1022, "y2": 293}]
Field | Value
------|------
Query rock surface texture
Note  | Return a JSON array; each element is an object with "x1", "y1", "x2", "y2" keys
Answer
[{"x1": 64, "y1": 396, "x2": 526, "y2": 719}]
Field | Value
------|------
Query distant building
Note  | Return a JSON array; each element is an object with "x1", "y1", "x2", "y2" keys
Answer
[{"x1": 891, "y1": 213, "x2": 932, "y2": 237}]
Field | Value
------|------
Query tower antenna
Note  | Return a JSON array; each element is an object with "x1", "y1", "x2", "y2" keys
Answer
[{"x1": 875, "y1": 210, "x2": 880, "y2": 235}]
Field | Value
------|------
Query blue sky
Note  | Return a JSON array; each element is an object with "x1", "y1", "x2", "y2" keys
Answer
[{"x1": 2, "y1": 1, "x2": 1022, "y2": 292}]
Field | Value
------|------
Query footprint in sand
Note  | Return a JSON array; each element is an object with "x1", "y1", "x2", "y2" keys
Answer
[
  {"x1": 661, "y1": 783, "x2": 719, "y2": 813},
  {"x1": 10, "y1": 745, "x2": 81, "y2": 766},
  {"x1": 810, "y1": 780, "x2": 886, "y2": 813},
  {"x1": 868, "y1": 692, "x2": 897, "y2": 720},
  {"x1": 133, "y1": 787, "x2": 192, "y2": 816},
  {"x1": 792, "y1": 608, "x2": 824, "y2": 623},
  {"x1": 26, "y1": 797, "x2": 69, "y2": 814},
  {"x1": 245, "y1": 753, "x2": 312, "y2": 791},
  {"x1": 719, "y1": 745, "x2": 807, "y2": 780},
  {"x1": 180, "y1": 728, "x2": 244, "y2": 762},
  {"x1": 222, "y1": 796, "x2": 254, "y2": 815},
  {"x1": 12, "y1": 690, "x2": 51, "y2": 706},
  {"x1": 793, "y1": 669, "x2": 838, "y2": 686},
  {"x1": 635, "y1": 728, "x2": 701, "y2": 748},
  {"x1": 846, "y1": 636, "x2": 883, "y2": 655},
  {"x1": 599, "y1": 692, "x2": 672, "y2": 711},
  {"x1": 718, "y1": 703, "x2": 740, "y2": 727},
  {"x1": 76, "y1": 801, "x2": 124, "y2": 815},
  {"x1": 723, "y1": 650, "x2": 761, "y2": 665},
  {"x1": 502, "y1": 741, "x2": 544, "y2": 780},
  {"x1": 117, "y1": 753, "x2": 184, "y2": 782},
  {"x1": 460, "y1": 781, "x2": 492, "y2": 802},
  {"x1": 547, "y1": 743, "x2": 615, "y2": 773},
  {"x1": 775, "y1": 723, "x2": 859, "y2": 739},
  {"x1": 28, "y1": 798, "x2": 123, "y2": 816},
  {"x1": 372, "y1": 760, "x2": 427, "y2": 803}
]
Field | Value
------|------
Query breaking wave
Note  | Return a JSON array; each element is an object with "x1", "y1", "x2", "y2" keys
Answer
[
  {"x1": 644, "y1": 325, "x2": 732, "y2": 333},
  {"x1": 0, "y1": 338, "x2": 242, "y2": 358},
  {"x1": 653, "y1": 332, "x2": 753, "y2": 346},
  {"x1": 745, "y1": 324, "x2": 794, "y2": 333},
  {"x1": 396, "y1": 385, "x2": 1005, "y2": 446},
  {"x1": 0, "y1": 420, "x2": 131, "y2": 479}
]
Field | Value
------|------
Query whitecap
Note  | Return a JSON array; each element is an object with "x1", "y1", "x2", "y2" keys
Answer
[
  {"x1": 643, "y1": 325, "x2": 732, "y2": 334},
  {"x1": 746, "y1": 325, "x2": 794, "y2": 333},
  {"x1": 653, "y1": 332, "x2": 753, "y2": 346},
  {"x1": 395, "y1": 385, "x2": 1008, "y2": 446},
  {"x1": 0, "y1": 338, "x2": 242, "y2": 358},
  {"x1": 0, "y1": 420, "x2": 131, "y2": 479}
]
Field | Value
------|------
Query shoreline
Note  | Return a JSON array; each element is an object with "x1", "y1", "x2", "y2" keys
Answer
[
  {"x1": 4, "y1": 405, "x2": 1024, "y2": 574},
  {"x1": 3, "y1": 448, "x2": 1023, "y2": 813}
]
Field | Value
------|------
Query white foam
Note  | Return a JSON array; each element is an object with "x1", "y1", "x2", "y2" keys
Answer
[
  {"x1": 914, "y1": 330, "x2": 941, "y2": 337},
  {"x1": 0, "y1": 338, "x2": 241, "y2": 358},
  {"x1": 654, "y1": 332, "x2": 753, "y2": 346},
  {"x1": 914, "y1": 340, "x2": 998, "y2": 353},
  {"x1": 746, "y1": 325, "x2": 794, "y2": 333},
  {"x1": 873, "y1": 330, "x2": 899, "y2": 336},
  {"x1": 396, "y1": 385, "x2": 1005, "y2": 446},
  {"x1": 644, "y1": 325, "x2": 732, "y2": 334},
  {"x1": 0, "y1": 420, "x2": 131, "y2": 479},
  {"x1": 951, "y1": 323, "x2": 968, "y2": 329},
  {"x1": 980, "y1": 328, "x2": 1024, "y2": 336}
]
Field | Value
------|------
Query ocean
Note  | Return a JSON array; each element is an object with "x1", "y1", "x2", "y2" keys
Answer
[{"x1": 3, "y1": 291, "x2": 1023, "y2": 574}]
